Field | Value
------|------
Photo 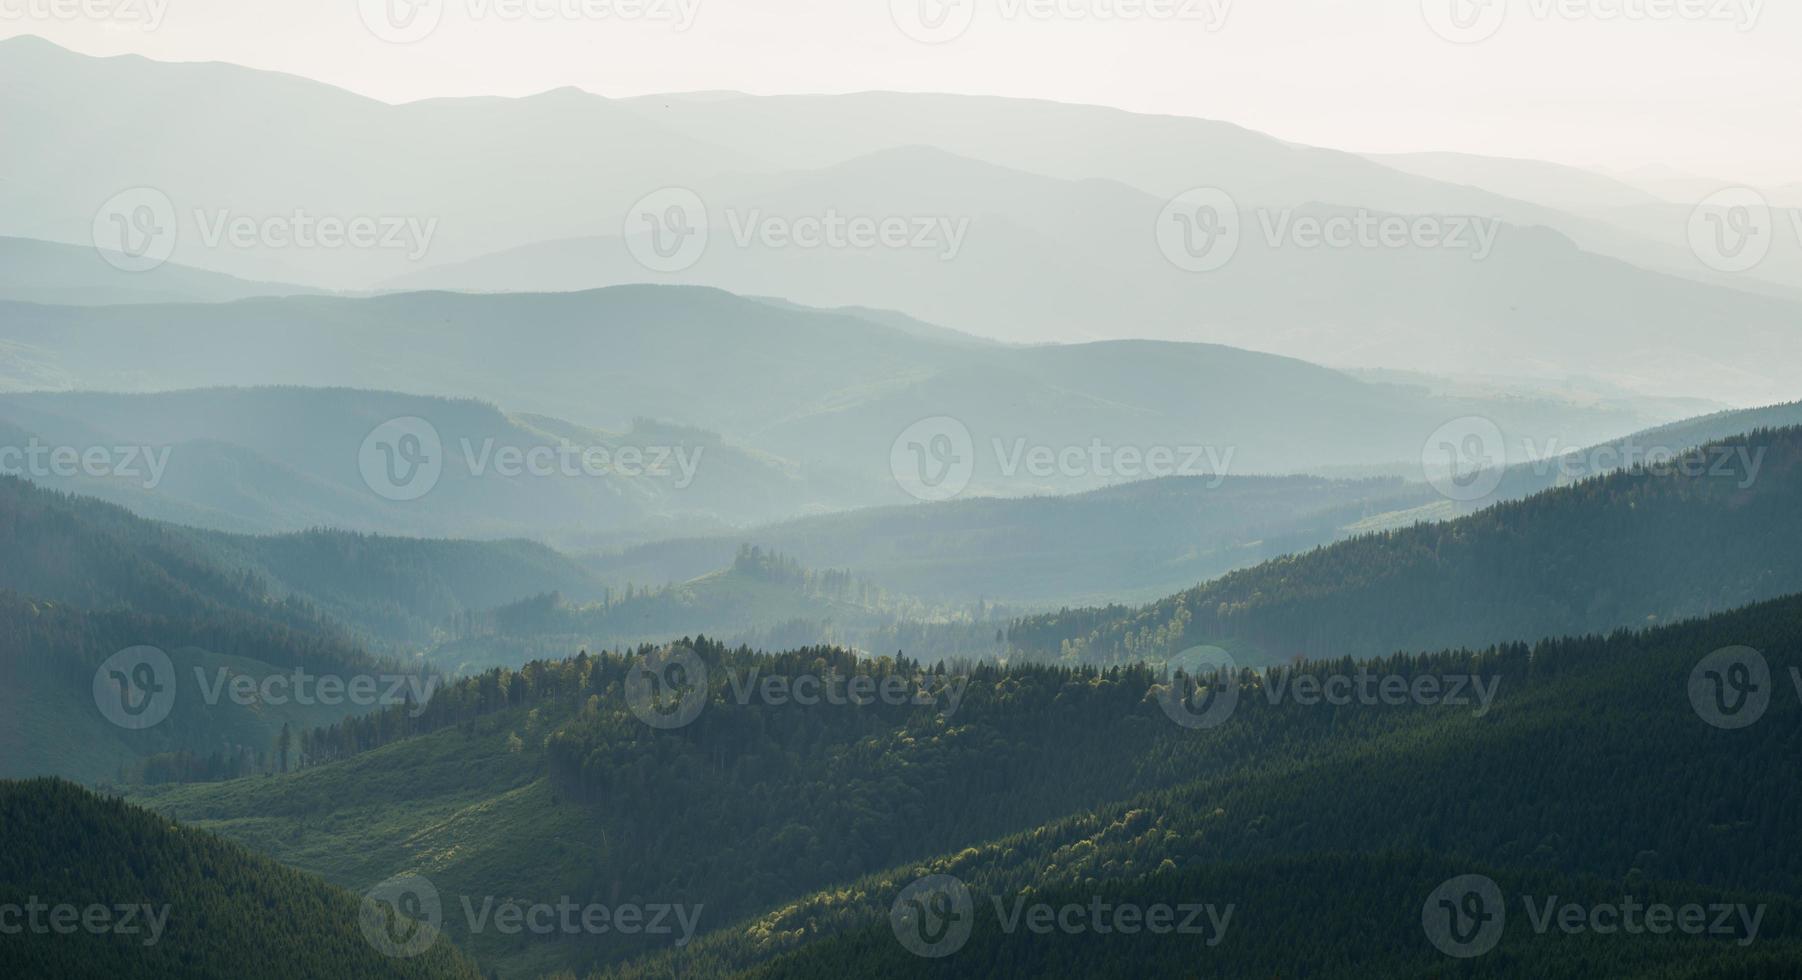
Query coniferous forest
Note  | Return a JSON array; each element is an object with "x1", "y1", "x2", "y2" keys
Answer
[{"x1": 6, "y1": 15, "x2": 1802, "y2": 980}]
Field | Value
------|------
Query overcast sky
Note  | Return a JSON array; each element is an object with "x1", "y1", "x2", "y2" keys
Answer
[{"x1": 4, "y1": 0, "x2": 1798, "y2": 183}]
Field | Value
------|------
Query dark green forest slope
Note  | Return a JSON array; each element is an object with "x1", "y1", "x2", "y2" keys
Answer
[
  {"x1": 599, "y1": 593, "x2": 1802, "y2": 977},
  {"x1": 1010, "y1": 427, "x2": 1802, "y2": 666},
  {"x1": 0, "y1": 779, "x2": 479, "y2": 979},
  {"x1": 140, "y1": 589, "x2": 1802, "y2": 978}
]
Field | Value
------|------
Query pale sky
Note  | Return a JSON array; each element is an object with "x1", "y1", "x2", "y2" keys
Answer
[{"x1": 4, "y1": 0, "x2": 1799, "y2": 183}]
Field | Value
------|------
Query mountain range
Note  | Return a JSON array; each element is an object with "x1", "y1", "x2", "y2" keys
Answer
[
  {"x1": 5, "y1": 36, "x2": 1800, "y2": 402},
  {"x1": 0, "y1": 287, "x2": 1701, "y2": 519}
]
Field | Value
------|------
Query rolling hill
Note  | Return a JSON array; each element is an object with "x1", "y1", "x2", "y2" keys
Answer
[
  {"x1": 433, "y1": 545, "x2": 1009, "y2": 675},
  {"x1": 0, "y1": 473, "x2": 603, "y2": 782},
  {"x1": 584, "y1": 474, "x2": 1440, "y2": 608},
  {"x1": 613, "y1": 91, "x2": 1752, "y2": 293},
  {"x1": 6, "y1": 38, "x2": 1797, "y2": 401},
  {"x1": 0, "y1": 236, "x2": 312, "y2": 307},
  {"x1": 0, "y1": 35, "x2": 775, "y2": 290},
  {"x1": 1008, "y1": 426, "x2": 1802, "y2": 666},
  {"x1": 135, "y1": 592, "x2": 1802, "y2": 978},
  {"x1": 385, "y1": 148, "x2": 1802, "y2": 404},
  {"x1": 0, "y1": 287, "x2": 1688, "y2": 496},
  {"x1": 0, "y1": 778, "x2": 480, "y2": 978},
  {"x1": 606, "y1": 593, "x2": 1802, "y2": 977},
  {"x1": 584, "y1": 400, "x2": 1802, "y2": 612},
  {"x1": 0, "y1": 385, "x2": 845, "y2": 542}
]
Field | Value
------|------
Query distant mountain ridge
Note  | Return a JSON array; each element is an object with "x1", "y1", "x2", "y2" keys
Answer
[
  {"x1": 0, "y1": 384, "x2": 846, "y2": 541},
  {"x1": 0, "y1": 287, "x2": 1692, "y2": 506},
  {"x1": 6, "y1": 37, "x2": 1800, "y2": 401},
  {"x1": 380, "y1": 147, "x2": 1802, "y2": 404},
  {"x1": 0, "y1": 236, "x2": 313, "y2": 306},
  {"x1": 1008, "y1": 425, "x2": 1802, "y2": 666}
]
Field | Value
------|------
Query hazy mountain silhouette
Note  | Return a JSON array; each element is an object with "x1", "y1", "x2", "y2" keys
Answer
[
  {"x1": 0, "y1": 236, "x2": 312, "y2": 305},
  {"x1": 0, "y1": 287, "x2": 1687, "y2": 500}
]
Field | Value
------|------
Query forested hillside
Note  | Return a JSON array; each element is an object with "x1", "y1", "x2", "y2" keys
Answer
[
  {"x1": 0, "y1": 472, "x2": 606, "y2": 649},
  {"x1": 437, "y1": 546, "x2": 1008, "y2": 673},
  {"x1": 740, "y1": 856, "x2": 1802, "y2": 980},
  {"x1": 0, "y1": 477, "x2": 466, "y2": 782},
  {"x1": 0, "y1": 591, "x2": 432, "y2": 784},
  {"x1": 1486, "y1": 399, "x2": 1802, "y2": 504},
  {"x1": 0, "y1": 779, "x2": 480, "y2": 979},
  {"x1": 139, "y1": 589, "x2": 1802, "y2": 978},
  {"x1": 599, "y1": 593, "x2": 1802, "y2": 977},
  {"x1": 1010, "y1": 428, "x2": 1802, "y2": 665}
]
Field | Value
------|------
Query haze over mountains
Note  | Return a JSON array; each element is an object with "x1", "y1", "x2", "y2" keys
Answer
[
  {"x1": 7, "y1": 21, "x2": 1802, "y2": 980},
  {"x1": 0, "y1": 288, "x2": 1691, "y2": 521},
  {"x1": 5, "y1": 36, "x2": 1800, "y2": 403}
]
